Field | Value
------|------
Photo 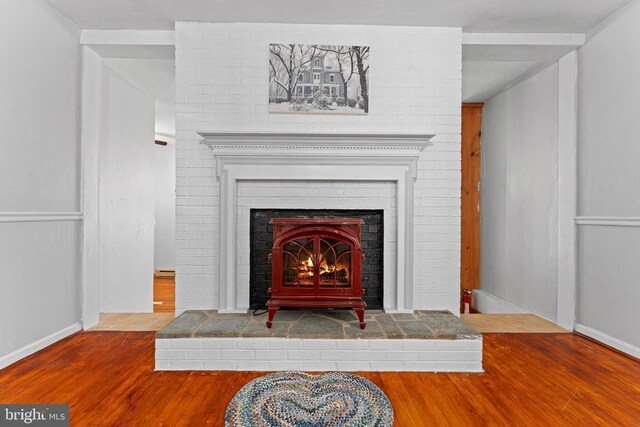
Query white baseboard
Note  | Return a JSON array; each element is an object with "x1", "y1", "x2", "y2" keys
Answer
[
  {"x1": 0, "y1": 322, "x2": 82, "y2": 370},
  {"x1": 574, "y1": 323, "x2": 640, "y2": 359},
  {"x1": 472, "y1": 290, "x2": 531, "y2": 314},
  {"x1": 82, "y1": 315, "x2": 99, "y2": 330}
]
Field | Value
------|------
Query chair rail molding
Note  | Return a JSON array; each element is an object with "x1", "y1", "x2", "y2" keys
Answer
[
  {"x1": 0, "y1": 212, "x2": 83, "y2": 223},
  {"x1": 575, "y1": 216, "x2": 640, "y2": 227}
]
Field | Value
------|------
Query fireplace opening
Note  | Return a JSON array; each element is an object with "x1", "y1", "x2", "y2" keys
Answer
[{"x1": 250, "y1": 209, "x2": 384, "y2": 310}]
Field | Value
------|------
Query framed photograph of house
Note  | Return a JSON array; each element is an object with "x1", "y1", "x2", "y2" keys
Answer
[{"x1": 268, "y1": 44, "x2": 370, "y2": 115}]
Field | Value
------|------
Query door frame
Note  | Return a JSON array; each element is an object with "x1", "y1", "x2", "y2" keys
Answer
[{"x1": 460, "y1": 103, "x2": 484, "y2": 311}]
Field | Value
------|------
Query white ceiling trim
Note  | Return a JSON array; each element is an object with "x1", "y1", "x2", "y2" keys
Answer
[
  {"x1": 81, "y1": 30, "x2": 175, "y2": 46},
  {"x1": 462, "y1": 32, "x2": 584, "y2": 102},
  {"x1": 462, "y1": 33, "x2": 585, "y2": 46}
]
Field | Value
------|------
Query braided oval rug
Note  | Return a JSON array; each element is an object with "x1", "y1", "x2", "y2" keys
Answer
[{"x1": 225, "y1": 371, "x2": 394, "y2": 427}]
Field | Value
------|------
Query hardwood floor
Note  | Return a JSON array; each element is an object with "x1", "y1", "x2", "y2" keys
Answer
[
  {"x1": 153, "y1": 274, "x2": 175, "y2": 313},
  {"x1": 461, "y1": 314, "x2": 570, "y2": 333},
  {"x1": 88, "y1": 313, "x2": 174, "y2": 331},
  {"x1": 1, "y1": 333, "x2": 639, "y2": 426}
]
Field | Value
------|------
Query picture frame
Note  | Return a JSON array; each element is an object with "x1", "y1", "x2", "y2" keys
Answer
[{"x1": 269, "y1": 44, "x2": 370, "y2": 115}]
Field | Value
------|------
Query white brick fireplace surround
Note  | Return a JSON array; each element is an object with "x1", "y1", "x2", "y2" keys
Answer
[
  {"x1": 174, "y1": 22, "x2": 463, "y2": 315},
  {"x1": 200, "y1": 132, "x2": 433, "y2": 313}
]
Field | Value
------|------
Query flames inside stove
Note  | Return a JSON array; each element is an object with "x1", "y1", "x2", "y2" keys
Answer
[{"x1": 282, "y1": 238, "x2": 351, "y2": 287}]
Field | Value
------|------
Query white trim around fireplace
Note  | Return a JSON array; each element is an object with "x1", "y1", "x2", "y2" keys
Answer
[{"x1": 199, "y1": 132, "x2": 434, "y2": 314}]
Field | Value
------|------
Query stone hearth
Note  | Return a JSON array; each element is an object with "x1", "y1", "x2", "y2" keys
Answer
[
  {"x1": 157, "y1": 310, "x2": 479, "y2": 340},
  {"x1": 155, "y1": 310, "x2": 482, "y2": 372}
]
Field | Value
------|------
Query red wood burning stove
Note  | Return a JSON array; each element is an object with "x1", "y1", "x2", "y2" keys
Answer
[{"x1": 267, "y1": 218, "x2": 367, "y2": 329}]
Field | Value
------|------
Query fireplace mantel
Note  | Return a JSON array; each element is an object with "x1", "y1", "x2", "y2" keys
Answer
[
  {"x1": 199, "y1": 132, "x2": 434, "y2": 180},
  {"x1": 199, "y1": 131, "x2": 434, "y2": 151},
  {"x1": 197, "y1": 131, "x2": 435, "y2": 314}
]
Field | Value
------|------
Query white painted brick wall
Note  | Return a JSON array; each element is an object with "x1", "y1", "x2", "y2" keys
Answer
[
  {"x1": 175, "y1": 22, "x2": 462, "y2": 313},
  {"x1": 156, "y1": 337, "x2": 482, "y2": 372}
]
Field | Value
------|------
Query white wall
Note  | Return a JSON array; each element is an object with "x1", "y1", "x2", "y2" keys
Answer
[
  {"x1": 154, "y1": 141, "x2": 176, "y2": 270},
  {"x1": 480, "y1": 64, "x2": 560, "y2": 321},
  {"x1": 174, "y1": 22, "x2": 462, "y2": 313},
  {"x1": 576, "y1": 0, "x2": 640, "y2": 352},
  {"x1": 0, "y1": 0, "x2": 82, "y2": 364},
  {"x1": 0, "y1": 1, "x2": 80, "y2": 212},
  {"x1": 99, "y1": 64, "x2": 156, "y2": 312}
]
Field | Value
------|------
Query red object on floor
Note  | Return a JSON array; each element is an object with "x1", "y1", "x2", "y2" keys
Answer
[
  {"x1": 267, "y1": 218, "x2": 366, "y2": 329},
  {"x1": 463, "y1": 289, "x2": 472, "y2": 314}
]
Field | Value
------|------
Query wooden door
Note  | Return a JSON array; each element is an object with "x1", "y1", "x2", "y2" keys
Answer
[{"x1": 460, "y1": 103, "x2": 483, "y2": 309}]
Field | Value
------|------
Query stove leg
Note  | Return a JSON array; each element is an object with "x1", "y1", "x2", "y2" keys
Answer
[
  {"x1": 355, "y1": 308, "x2": 366, "y2": 329},
  {"x1": 266, "y1": 306, "x2": 278, "y2": 328}
]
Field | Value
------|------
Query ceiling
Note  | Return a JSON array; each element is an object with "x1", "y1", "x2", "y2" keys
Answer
[
  {"x1": 66, "y1": 0, "x2": 631, "y2": 103},
  {"x1": 103, "y1": 58, "x2": 174, "y2": 101},
  {"x1": 461, "y1": 42, "x2": 582, "y2": 101},
  {"x1": 463, "y1": 60, "x2": 541, "y2": 102},
  {"x1": 103, "y1": 58, "x2": 176, "y2": 140},
  {"x1": 46, "y1": 0, "x2": 630, "y2": 32}
]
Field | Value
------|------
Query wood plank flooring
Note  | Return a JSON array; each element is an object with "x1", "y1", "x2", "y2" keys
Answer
[
  {"x1": 153, "y1": 274, "x2": 175, "y2": 313},
  {"x1": 461, "y1": 314, "x2": 570, "y2": 333},
  {"x1": 1, "y1": 332, "x2": 639, "y2": 426},
  {"x1": 88, "y1": 313, "x2": 174, "y2": 331}
]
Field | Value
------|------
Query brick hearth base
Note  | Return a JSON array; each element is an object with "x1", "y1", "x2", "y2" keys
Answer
[{"x1": 155, "y1": 310, "x2": 483, "y2": 372}]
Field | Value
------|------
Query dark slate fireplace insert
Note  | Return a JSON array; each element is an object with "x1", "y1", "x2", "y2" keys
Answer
[{"x1": 250, "y1": 209, "x2": 384, "y2": 310}]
